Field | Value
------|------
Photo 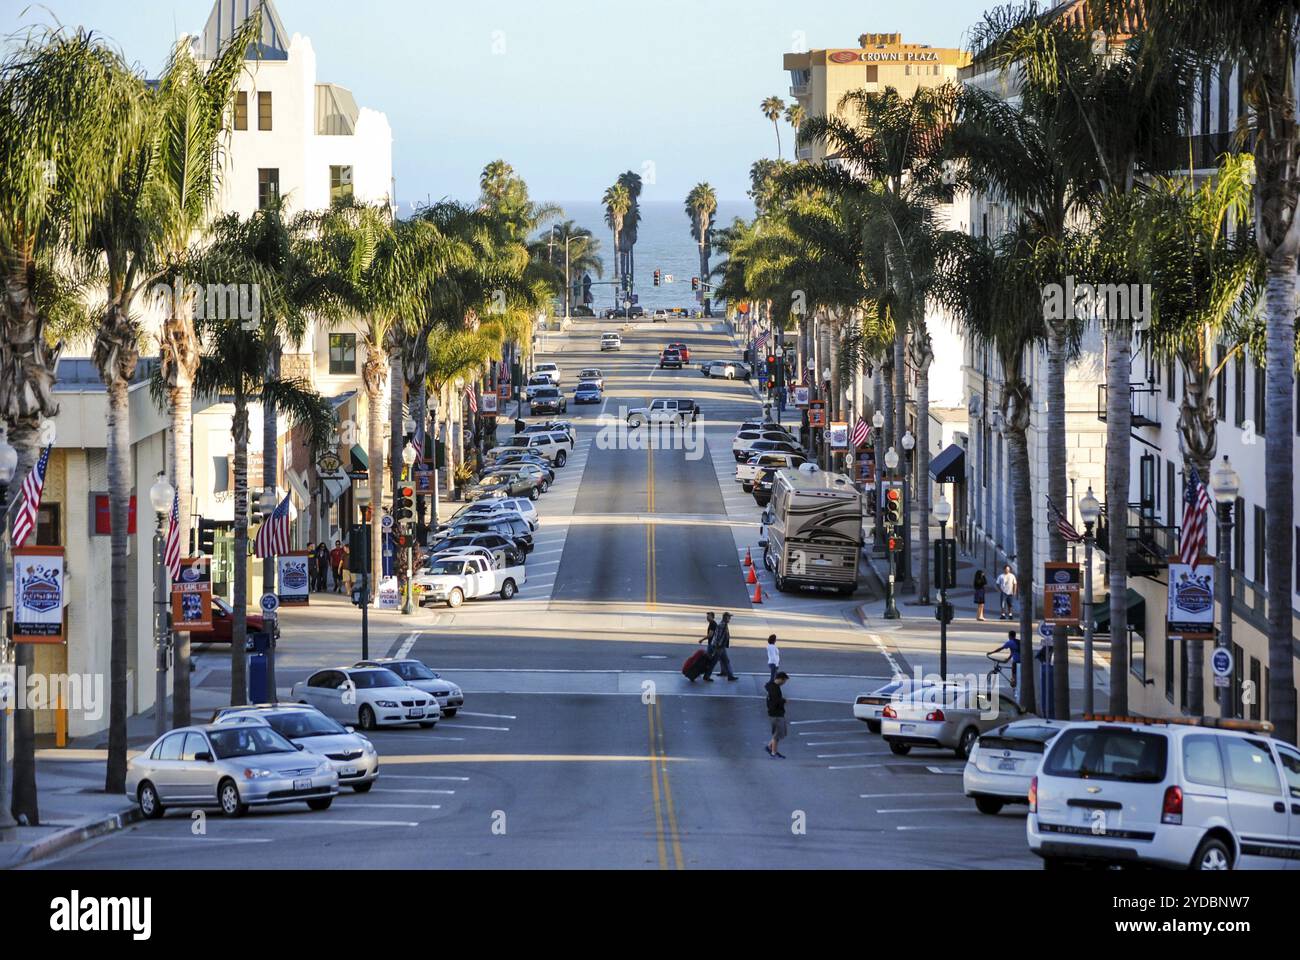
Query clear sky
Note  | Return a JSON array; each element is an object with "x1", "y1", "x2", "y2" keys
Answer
[{"x1": 2, "y1": 0, "x2": 989, "y2": 204}]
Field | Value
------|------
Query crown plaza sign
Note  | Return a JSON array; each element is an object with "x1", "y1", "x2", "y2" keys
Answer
[{"x1": 829, "y1": 49, "x2": 942, "y2": 63}]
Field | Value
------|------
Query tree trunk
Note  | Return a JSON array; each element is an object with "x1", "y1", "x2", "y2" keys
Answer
[
  {"x1": 1006, "y1": 385, "x2": 1036, "y2": 713},
  {"x1": 1105, "y1": 328, "x2": 1132, "y2": 715},
  {"x1": 893, "y1": 326, "x2": 909, "y2": 585},
  {"x1": 8, "y1": 419, "x2": 40, "y2": 824},
  {"x1": 1047, "y1": 319, "x2": 1070, "y2": 718},
  {"x1": 230, "y1": 399, "x2": 250, "y2": 706},
  {"x1": 881, "y1": 355, "x2": 895, "y2": 453},
  {"x1": 262, "y1": 345, "x2": 280, "y2": 594},
  {"x1": 364, "y1": 345, "x2": 386, "y2": 598},
  {"x1": 1178, "y1": 344, "x2": 1216, "y2": 717},
  {"x1": 915, "y1": 333, "x2": 933, "y2": 604}
]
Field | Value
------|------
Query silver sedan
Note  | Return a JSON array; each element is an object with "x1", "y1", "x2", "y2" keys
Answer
[
  {"x1": 126, "y1": 723, "x2": 339, "y2": 819},
  {"x1": 212, "y1": 704, "x2": 380, "y2": 792}
]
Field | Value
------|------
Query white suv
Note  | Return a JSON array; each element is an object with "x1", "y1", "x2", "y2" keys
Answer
[
  {"x1": 487, "y1": 431, "x2": 573, "y2": 466},
  {"x1": 1028, "y1": 716, "x2": 1300, "y2": 870}
]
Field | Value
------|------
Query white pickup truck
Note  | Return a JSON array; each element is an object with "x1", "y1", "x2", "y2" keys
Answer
[
  {"x1": 413, "y1": 554, "x2": 527, "y2": 607},
  {"x1": 735, "y1": 451, "x2": 807, "y2": 490}
]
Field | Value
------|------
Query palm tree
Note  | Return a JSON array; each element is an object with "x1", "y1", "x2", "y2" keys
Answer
[
  {"x1": 1094, "y1": 0, "x2": 1300, "y2": 743},
  {"x1": 617, "y1": 171, "x2": 643, "y2": 284},
  {"x1": 761, "y1": 95, "x2": 787, "y2": 158},
  {"x1": 0, "y1": 25, "x2": 139, "y2": 822},
  {"x1": 603, "y1": 183, "x2": 631, "y2": 284},
  {"x1": 785, "y1": 103, "x2": 806, "y2": 146},
  {"x1": 685, "y1": 183, "x2": 718, "y2": 317}
]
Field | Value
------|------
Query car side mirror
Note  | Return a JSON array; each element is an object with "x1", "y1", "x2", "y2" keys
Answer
[
  {"x1": 195, "y1": 751, "x2": 213, "y2": 763},
  {"x1": 345, "y1": 726, "x2": 356, "y2": 733},
  {"x1": 294, "y1": 742, "x2": 306, "y2": 751}
]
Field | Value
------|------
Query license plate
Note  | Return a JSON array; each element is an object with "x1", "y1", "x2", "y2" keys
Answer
[
  {"x1": 997, "y1": 759, "x2": 1019, "y2": 771},
  {"x1": 407, "y1": 708, "x2": 424, "y2": 718},
  {"x1": 340, "y1": 766, "x2": 357, "y2": 776},
  {"x1": 900, "y1": 723, "x2": 916, "y2": 733},
  {"x1": 294, "y1": 778, "x2": 311, "y2": 791}
]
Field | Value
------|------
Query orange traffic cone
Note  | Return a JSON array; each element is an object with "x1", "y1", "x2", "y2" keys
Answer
[
  {"x1": 751, "y1": 582, "x2": 763, "y2": 604},
  {"x1": 743, "y1": 547, "x2": 753, "y2": 567},
  {"x1": 746, "y1": 565, "x2": 758, "y2": 585}
]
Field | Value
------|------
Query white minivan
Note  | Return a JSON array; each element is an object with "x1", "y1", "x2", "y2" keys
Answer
[{"x1": 1028, "y1": 716, "x2": 1300, "y2": 870}]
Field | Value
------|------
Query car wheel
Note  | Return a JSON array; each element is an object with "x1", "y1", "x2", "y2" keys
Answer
[
  {"x1": 352, "y1": 781, "x2": 374, "y2": 793},
  {"x1": 443, "y1": 708, "x2": 458, "y2": 718},
  {"x1": 529, "y1": 487, "x2": 540, "y2": 501},
  {"x1": 500, "y1": 578, "x2": 517, "y2": 600},
  {"x1": 419, "y1": 721, "x2": 437, "y2": 729},
  {"x1": 956, "y1": 727, "x2": 979, "y2": 759},
  {"x1": 888, "y1": 741, "x2": 911, "y2": 756},
  {"x1": 541, "y1": 480, "x2": 550, "y2": 493},
  {"x1": 1191, "y1": 836, "x2": 1233, "y2": 870},
  {"x1": 974, "y1": 796, "x2": 1004, "y2": 816},
  {"x1": 556, "y1": 450, "x2": 568, "y2": 466},
  {"x1": 866, "y1": 719, "x2": 881, "y2": 734},
  {"x1": 218, "y1": 778, "x2": 247, "y2": 818},
  {"x1": 138, "y1": 781, "x2": 165, "y2": 820},
  {"x1": 447, "y1": 588, "x2": 465, "y2": 608},
  {"x1": 774, "y1": 573, "x2": 787, "y2": 592},
  {"x1": 307, "y1": 797, "x2": 333, "y2": 811},
  {"x1": 358, "y1": 704, "x2": 377, "y2": 731}
]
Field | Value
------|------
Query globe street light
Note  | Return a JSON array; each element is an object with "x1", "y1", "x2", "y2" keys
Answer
[
  {"x1": 1211, "y1": 455, "x2": 1240, "y2": 718},
  {"x1": 0, "y1": 432, "x2": 19, "y2": 835},
  {"x1": 872, "y1": 410, "x2": 886, "y2": 552},
  {"x1": 934, "y1": 494, "x2": 952, "y2": 680},
  {"x1": 1078, "y1": 485, "x2": 1102, "y2": 714},
  {"x1": 149, "y1": 472, "x2": 175, "y2": 739},
  {"x1": 900, "y1": 430, "x2": 916, "y2": 585},
  {"x1": 401, "y1": 443, "x2": 418, "y2": 615}
]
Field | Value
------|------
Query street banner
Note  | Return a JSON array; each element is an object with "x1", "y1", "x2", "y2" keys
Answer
[
  {"x1": 1167, "y1": 560, "x2": 1215, "y2": 640},
  {"x1": 828, "y1": 421, "x2": 849, "y2": 449},
  {"x1": 856, "y1": 450, "x2": 875, "y2": 486},
  {"x1": 13, "y1": 546, "x2": 65, "y2": 643},
  {"x1": 1043, "y1": 561, "x2": 1081, "y2": 627},
  {"x1": 481, "y1": 392, "x2": 498, "y2": 417},
  {"x1": 498, "y1": 378, "x2": 511, "y2": 402},
  {"x1": 171, "y1": 556, "x2": 213, "y2": 633},
  {"x1": 414, "y1": 466, "x2": 435, "y2": 495},
  {"x1": 277, "y1": 551, "x2": 311, "y2": 605},
  {"x1": 793, "y1": 385, "x2": 810, "y2": 409},
  {"x1": 809, "y1": 400, "x2": 827, "y2": 428}
]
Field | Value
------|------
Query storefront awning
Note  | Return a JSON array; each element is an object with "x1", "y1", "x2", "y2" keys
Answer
[
  {"x1": 323, "y1": 476, "x2": 350, "y2": 503},
  {"x1": 929, "y1": 443, "x2": 966, "y2": 484},
  {"x1": 1093, "y1": 588, "x2": 1146, "y2": 634},
  {"x1": 349, "y1": 444, "x2": 368, "y2": 472}
]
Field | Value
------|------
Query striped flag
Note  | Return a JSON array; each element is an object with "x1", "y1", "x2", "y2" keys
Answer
[
  {"x1": 164, "y1": 488, "x2": 182, "y2": 582},
  {"x1": 466, "y1": 385, "x2": 478, "y2": 414},
  {"x1": 253, "y1": 493, "x2": 292, "y2": 559},
  {"x1": 1046, "y1": 496, "x2": 1084, "y2": 544},
  {"x1": 12, "y1": 445, "x2": 51, "y2": 548},
  {"x1": 1180, "y1": 468, "x2": 1212, "y2": 569},
  {"x1": 753, "y1": 330, "x2": 769, "y2": 352},
  {"x1": 851, "y1": 417, "x2": 870, "y2": 449}
]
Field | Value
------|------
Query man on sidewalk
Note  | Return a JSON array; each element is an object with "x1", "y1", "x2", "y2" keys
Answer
[
  {"x1": 314, "y1": 541, "x2": 331, "y2": 592},
  {"x1": 709, "y1": 612, "x2": 738, "y2": 681},
  {"x1": 766, "y1": 634, "x2": 781, "y2": 682},
  {"x1": 765, "y1": 671, "x2": 789, "y2": 758},
  {"x1": 996, "y1": 564, "x2": 1017, "y2": 620},
  {"x1": 699, "y1": 612, "x2": 718, "y2": 682},
  {"x1": 330, "y1": 540, "x2": 345, "y2": 593}
]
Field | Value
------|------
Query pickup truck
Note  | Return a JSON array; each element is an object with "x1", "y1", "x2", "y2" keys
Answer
[
  {"x1": 413, "y1": 554, "x2": 527, "y2": 607},
  {"x1": 487, "y1": 431, "x2": 573, "y2": 466},
  {"x1": 626, "y1": 398, "x2": 700, "y2": 428},
  {"x1": 736, "y1": 451, "x2": 807, "y2": 490}
]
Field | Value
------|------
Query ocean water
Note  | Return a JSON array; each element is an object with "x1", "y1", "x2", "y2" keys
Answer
[{"x1": 545, "y1": 199, "x2": 754, "y2": 313}]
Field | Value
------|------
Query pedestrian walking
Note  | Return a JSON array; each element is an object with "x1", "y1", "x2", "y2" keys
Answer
[
  {"x1": 765, "y1": 671, "x2": 789, "y2": 758},
  {"x1": 699, "y1": 612, "x2": 719, "y2": 682},
  {"x1": 973, "y1": 569, "x2": 987, "y2": 621},
  {"x1": 996, "y1": 564, "x2": 1017, "y2": 620},
  {"x1": 306, "y1": 542, "x2": 318, "y2": 592},
  {"x1": 709, "y1": 611, "x2": 738, "y2": 681},
  {"x1": 766, "y1": 634, "x2": 780, "y2": 682},
  {"x1": 314, "y1": 541, "x2": 330, "y2": 591},
  {"x1": 330, "y1": 540, "x2": 345, "y2": 593}
]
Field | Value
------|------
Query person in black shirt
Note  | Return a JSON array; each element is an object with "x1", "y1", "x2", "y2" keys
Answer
[{"x1": 765, "y1": 671, "x2": 789, "y2": 759}]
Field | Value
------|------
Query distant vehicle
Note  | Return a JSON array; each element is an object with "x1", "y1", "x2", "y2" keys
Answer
[
  {"x1": 881, "y1": 685, "x2": 1032, "y2": 759},
  {"x1": 762, "y1": 468, "x2": 861, "y2": 594},
  {"x1": 354, "y1": 659, "x2": 465, "y2": 717},
  {"x1": 212, "y1": 704, "x2": 379, "y2": 793},
  {"x1": 464, "y1": 468, "x2": 542, "y2": 502},
  {"x1": 574, "y1": 380, "x2": 603, "y2": 404},
  {"x1": 752, "y1": 465, "x2": 780, "y2": 508},
  {"x1": 487, "y1": 431, "x2": 573, "y2": 466},
  {"x1": 445, "y1": 513, "x2": 535, "y2": 553},
  {"x1": 529, "y1": 385, "x2": 567, "y2": 415},
  {"x1": 601, "y1": 333, "x2": 622, "y2": 351},
  {"x1": 485, "y1": 452, "x2": 555, "y2": 485},
  {"x1": 452, "y1": 497, "x2": 537, "y2": 528},
  {"x1": 572, "y1": 305, "x2": 595, "y2": 317},
  {"x1": 732, "y1": 429, "x2": 801, "y2": 461},
  {"x1": 703, "y1": 360, "x2": 751, "y2": 381},
  {"x1": 290, "y1": 667, "x2": 440, "y2": 730},
  {"x1": 853, "y1": 677, "x2": 932, "y2": 733},
  {"x1": 524, "y1": 372, "x2": 552, "y2": 398},
  {"x1": 412, "y1": 553, "x2": 526, "y2": 607},
  {"x1": 667, "y1": 341, "x2": 690, "y2": 362},
  {"x1": 628, "y1": 305, "x2": 645, "y2": 318},
  {"x1": 659, "y1": 349, "x2": 683, "y2": 369},
  {"x1": 429, "y1": 533, "x2": 524, "y2": 569},
  {"x1": 533, "y1": 362, "x2": 561, "y2": 385},
  {"x1": 963, "y1": 719, "x2": 1071, "y2": 815},
  {"x1": 652, "y1": 309, "x2": 669, "y2": 321},
  {"x1": 626, "y1": 398, "x2": 699, "y2": 428},
  {"x1": 577, "y1": 368, "x2": 604, "y2": 388}
]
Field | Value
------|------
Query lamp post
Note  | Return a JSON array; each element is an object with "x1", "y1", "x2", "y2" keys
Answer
[
  {"x1": 884, "y1": 446, "x2": 901, "y2": 619},
  {"x1": 564, "y1": 235, "x2": 586, "y2": 321},
  {"x1": 872, "y1": 410, "x2": 885, "y2": 553},
  {"x1": 901, "y1": 429, "x2": 916, "y2": 586},
  {"x1": 0, "y1": 432, "x2": 19, "y2": 836},
  {"x1": 257, "y1": 484, "x2": 279, "y2": 702},
  {"x1": 401, "y1": 443, "x2": 417, "y2": 615},
  {"x1": 934, "y1": 494, "x2": 952, "y2": 680},
  {"x1": 1211, "y1": 455, "x2": 1239, "y2": 719},
  {"x1": 149, "y1": 472, "x2": 175, "y2": 740},
  {"x1": 1079, "y1": 486, "x2": 1101, "y2": 715},
  {"x1": 355, "y1": 482, "x2": 371, "y2": 660}
]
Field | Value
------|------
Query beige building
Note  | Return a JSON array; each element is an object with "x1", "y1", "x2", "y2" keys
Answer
[{"x1": 784, "y1": 33, "x2": 970, "y2": 162}]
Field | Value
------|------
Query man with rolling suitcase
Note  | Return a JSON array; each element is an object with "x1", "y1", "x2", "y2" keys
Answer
[
  {"x1": 705, "y1": 612, "x2": 738, "y2": 681},
  {"x1": 682, "y1": 612, "x2": 716, "y2": 682}
]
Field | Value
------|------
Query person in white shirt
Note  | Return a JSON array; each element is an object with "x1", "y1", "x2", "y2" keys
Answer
[
  {"x1": 996, "y1": 564, "x2": 1018, "y2": 620},
  {"x1": 766, "y1": 634, "x2": 781, "y2": 682}
]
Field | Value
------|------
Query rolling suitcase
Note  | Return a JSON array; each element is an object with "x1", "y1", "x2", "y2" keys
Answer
[{"x1": 682, "y1": 650, "x2": 709, "y2": 681}]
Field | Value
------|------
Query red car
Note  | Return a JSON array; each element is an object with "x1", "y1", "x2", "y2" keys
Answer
[
  {"x1": 198, "y1": 596, "x2": 280, "y2": 643},
  {"x1": 667, "y1": 341, "x2": 690, "y2": 362}
]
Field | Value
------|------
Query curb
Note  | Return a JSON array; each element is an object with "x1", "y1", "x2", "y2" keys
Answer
[{"x1": 2, "y1": 805, "x2": 141, "y2": 869}]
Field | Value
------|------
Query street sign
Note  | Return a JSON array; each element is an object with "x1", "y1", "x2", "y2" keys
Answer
[
  {"x1": 381, "y1": 514, "x2": 394, "y2": 532},
  {"x1": 260, "y1": 592, "x2": 279, "y2": 618},
  {"x1": 316, "y1": 450, "x2": 343, "y2": 478},
  {"x1": 1211, "y1": 646, "x2": 1233, "y2": 688},
  {"x1": 1039, "y1": 620, "x2": 1054, "y2": 640}
]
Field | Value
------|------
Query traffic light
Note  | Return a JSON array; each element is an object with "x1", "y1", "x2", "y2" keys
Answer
[
  {"x1": 197, "y1": 517, "x2": 218, "y2": 555},
  {"x1": 884, "y1": 486, "x2": 903, "y2": 527},
  {"x1": 349, "y1": 524, "x2": 370, "y2": 573},
  {"x1": 653, "y1": 269, "x2": 661, "y2": 287},
  {"x1": 249, "y1": 488, "x2": 264, "y2": 517},
  {"x1": 886, "y1": 534, "x2": 901, "y2": 554},
  {"x1": 394, "y1": 485, "x2": 415, "y2": 523},
  {"x1": 691, "y1": 276, "x2": 699, "y2": 291}
]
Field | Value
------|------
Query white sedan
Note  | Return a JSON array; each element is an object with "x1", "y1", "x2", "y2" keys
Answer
[
  {"x1": 291, "y1": 667, "x2": 440, "y2": 731},
  {"x1": 962, "y1": 718, "x2": 1070, "y2": 815}
]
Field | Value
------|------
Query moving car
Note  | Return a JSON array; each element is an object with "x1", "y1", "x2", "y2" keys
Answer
[
  {"x1": 628, "y1": 305, "x2": 645, "y2": 319},
  {"x1": 290, "y1": 667, "x2": 440, "y2": 731},
  {"x1": 881, "y1": 684, "x2": 1033, "y2": 758},
  {"x1": 577, "y1": 368, "x2": 604, "y2": 389},
  {"x1": 601, "y1": 332, "x2": 622, "y2": 350},
  {"x1": 413, "y1": 553, "x2": 526, "y2": 606},
  {"x1": 736, "y1": 451, "x2": 806, "y2": 490},
  {"x1": 1028, "y1": 715, "x2": 1300, "y2": 870},
  {"x1": 127, "y1": 723, "x2": 339, "y2": 819},
  {"x1": 212, "y1": 704, "x2": 379, "y2": 793},
  {"x1": 652, "y1": 309, "x2": 668, "y2": 321},
  {"x1": 487, "y1": 431, "x2": 573, "y2": 466},
  {"x1": 702, "y1": 359, "x2": 751, "y2": 380},
  {"x1": 529, "y1": 385, "x2": 567, "y2": 415},
  {"x1": 524, "y1": 372, "x2": 552, "y2": 398},
  {"x1": 659, "y1": 348, "x2": 683, "y2": 369},
  {"x1": 627, "y1": 398, "x2": 697, "y2": 428},
  {"x1": 354, "y1": 659, "x2": 465, "y2": 716},
  {"x1": 962, "y1": 718, "x2": 1070, "y2": 814},
  {"x1": 574, "y1": 380, "x2": 603, "y2": 404},
  {"x1": 533, "y1": 362, "x2": 561, "y2": 385},
  {"x1": 853, "y1": 677, "x2": 931, "y2": 733},
  {"x1": 666, "y1": 341, "x2": 690, "y2": 362}
]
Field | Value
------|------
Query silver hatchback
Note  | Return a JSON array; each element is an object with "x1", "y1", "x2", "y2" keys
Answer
[{"x1": 126, "y1": 723, "x2": 339, "y2": 819}]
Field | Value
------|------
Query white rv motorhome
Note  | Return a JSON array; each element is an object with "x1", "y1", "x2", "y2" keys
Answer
[{"x1": 763, "y1": 467, "x2": 862, "y2": 594}]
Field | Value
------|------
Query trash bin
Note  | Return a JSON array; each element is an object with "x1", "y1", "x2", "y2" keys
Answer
[{"x1": 247, "y1": 630, "x2": 272, "y2": 703}]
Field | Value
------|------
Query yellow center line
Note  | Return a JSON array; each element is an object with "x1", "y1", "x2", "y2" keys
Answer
[
  {"x1": 646, "y1": 445, "x2": 657, "y2": 607},
  {"x1": 647, "y1": 700, "x2": 668, "y2": 870},
  {"x1": 655, "y1": 698, "x2": 685, "y2": 869}
]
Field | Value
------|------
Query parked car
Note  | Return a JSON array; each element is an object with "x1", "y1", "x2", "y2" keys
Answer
[
  {"x1": 127, "y1": 723, "x2": 339, "y2": 819},
  {"x1": 448, "y1": 514, "x2": 534, "y2": 554},
  {"x1": 429, "y1": 533, "x2": 524, "y2": 569},
  {"x1": 290, "y1": 667, "x2": 439, "y2": 731},
  {"x1": 733, "y1": 431, "x2": 803, "y2": 462},
  {"x1": 962, "y1": 718, "x2": 1071, "y2": 814},
  {"x1": 212, "y1": 704, "x2": 379, "y2": 793},
  {"x1": 354, "y1": 659, "x2": 465, "y2": 716},
  {"x1": 881, "y1": 685, "x2": 1034, "y2": 758},
  {"x1": 198, "y1": 596, "x2": 279, "y2": 644},
  {"x1": 703, "y1": 359, "x2": 751, "y2": 380},
  {"x1": 601, "y1": 333, "x2": 622, "y2": 350},
  {"x1": 487, "y1": 431, "x2": 573, "y2": 466},
  {"x1": 853, "y1": 678, "x2": 931, "y2": 733},
  {"x1": 628, "y1": 305, "x2": 645, "y2": 318},
  {"x1": 752, "y1": 466, "x2": 780, "y2": 507},
  {"x1": 412, "y1": 553, "x2": 526, "y2": 606},
  {"x1": 737, "y1": 451, "x2": 806, "y2": 491},
  {"x1": 574, "y1": 380, "x2": 603, "y2": 404},
  {"x1": 659, "y1": 348, "x2": 683, "y2": 369},
  {"x1": 1028, "y1": 716, "x2": 1300, "y2": 870},
  {"x1": 464, "y1": 467, "x2": 542, "y2": 502},
  {"x1": 572, "y1": 304, "x2": 595, "y2": 317},
  {"x1": 533, "y1": 362, "x2": 561, "y2": 385},
  {"x1": 485, "y1": 452, "x2": 555, "y2": 485},
  {"x1": 451, "y1": 498, "x2": 537, "y2": 530},
  {"x1": 529, "y1": 385, "x2": 567, "y2": 415},
  {"x1": 652, "y1": 309, "x2": 668, "y2": 321}
]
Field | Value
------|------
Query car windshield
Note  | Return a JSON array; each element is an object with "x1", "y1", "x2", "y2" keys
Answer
[
  {"x1": 209, "y1": 726, "x2": 297, "y2": 759},
  {"x1": 264, "y1": 711, "x2": 347, "y2": 739},
  {"x1": 349, "y1": 669, "x2": 406, "y2": 689},
  {"x1": 389, "y1": 661, "x2": 437, "y2": 681},
  {"x1": 424, "y1": 559, "x2": 467, "y2": 575},
  {"x1": 534, "y1": 389, "x2": 559, "y2": 398},
  {"x1": 1043, "y1": 728, "x2": 1169, "y2": 783}
]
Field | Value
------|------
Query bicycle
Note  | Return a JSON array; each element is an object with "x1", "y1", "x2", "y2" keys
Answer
[{"x1": 986, "y1": 651, "x2": 1017, "y2": 691}]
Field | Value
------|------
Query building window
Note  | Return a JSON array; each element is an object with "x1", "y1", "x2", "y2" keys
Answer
[
  {"x1": 330, "y1": 165, "x2": 354, "y2": 202},
  {"x1": 1253, "y1": 504, "x2": 1266, "y2": 586},
  {"x1": 1233, "y1": 352, "x2": 1246, "y2": 427},
  {"x1": 1166, "y1": 460, "x2": 1176, "y2": 527},
  {"x1": 213, "y1": 456, "x2": 229, "y2": 494},
  {"x1": 36, "y1": 503, "x2": 61, "y2": 546},
  {"x1": 1233, "y1": 497, "x2": 1245, "y2": 574},
  {"x1": 1166, "y1": 358, "x2": 1176, "y2": 401},
  {"x1": 258, "y1": 168, "x2": 279, "y2": 210},
  {"x1": 234, "y1": 91, "x2": 248, "y2": 131},
  {"x1": 1215, "y1": 345, "x2": 1226, "y2": 421},
  {"x1": 1295, "y1": 526, "x2": 1300, "y2": 592},
  {"x1": 1254, "y1": 363, "x2": 1265, "y2": 434},
  {"x1": 1249, "y1": 657, "x2": 1261, "y2": 721},
  {"x1": 329, "y1": 333, "x2": 356, "y2": 375},
  {"x1": 258, "y1": 91, "x2": 273, "y2": 131}
]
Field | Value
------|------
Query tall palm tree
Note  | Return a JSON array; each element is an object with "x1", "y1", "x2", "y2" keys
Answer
[
  {"x1": 785, "y1": 103, "x2": 806, "y2": 145},
  {"x1": 685, "y1": 183, "x2": 718, "y2": 317},
  {"x1": 0, "y1": 25, "x2": 139, "y2": 822},
  {"x1": 761, "y1": 95, "x2": 787, "y2": 158},
  {"x1": 617, "y1": 171, "x2": 643, "y2": 284},
  {"x1": 1094, "y1": 0, "x2": 1300, "y2": 743},
  {"x1": 603, "y1": 183, "x2": 631, "y2": 283}
]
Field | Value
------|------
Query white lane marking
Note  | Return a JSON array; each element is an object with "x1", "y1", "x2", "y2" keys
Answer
[
  {"x1": 867, "y1": 632, "x2": 903, "y2": 676},
  {"x1": 859, "y1": 792, "x2": 954, "y2": 799},
  {"x1": 816, "y1": 751, "x2": 882, "y2": 758},
  {"x1": 828, "y1": 763, "x2": 888, "y2": 770},
  {"x1": 397, "y1": 632, "x2": 420, "y2": 658},
  {"x1": 875, "y1": 807, "x2": 972, "y2": 814},
  {"x1": 458, "y1": 711, "x2": 517, "y2": 720},
  {"x1": 278, "y1": 819, "x2": 420, "y2": 827},
  {"x1": 926, "y1": 766, "x2": 965, "y2": 775},
  {"x1": 450, "y1": 723, "x2": 511, "y2": 731},
  {"x1": 425, "y1": 736, "x2": 465, "y2": 742},
  {"x1": 806, "y1": 740, "x2": 881, "y2": 747},
  {"x1": 798, "y1": 729, "x2": 865, "y2": 735},
  {"x1": 790, "y1": 719, "x2": 858, "y2": 725},
  {"x1": 381, "y1": 775, "x2": 471, "y2": 781},
  {"x1": 122, "y1": 835, "x2": 273, "y2": 844},
  {"x1": 371, "y1": 788, "x2": 457, "y2": 795},
  {"x1": 357, "y1": 803, "x2": 443, "y2": 810}
]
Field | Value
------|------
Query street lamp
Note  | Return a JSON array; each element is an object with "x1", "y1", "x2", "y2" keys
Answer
[
  {"x1": 901, "y1": 430, "x2": 916, "y2": 584},
  {"x1": 149, "y1": 472, "x2": 175, "y2": 739},
  {"x1": 1078, "y1": 485, "x2": 1102, "y2": 714},
  {"x1": 0, "y1": 433, "x2": 18, "y2": 835},
  {"x1": 884, "y1": 446, "x2": 901, "y2": 619},
  {"x1": 871, "y1": 410, "x2": 886, "y2": 553},
  {"x1": 401, "y1": 443, "x2": 417, "y2": 615},
  {"x1": 934, "y1": 494, "x2": 952, "y2": 680},
  {"x1": 1211, "y1": 455, "x2": 1240, "y2": 719},
  {"x1": 354, "y1": 481, "x2": 372, "y2": 660}
]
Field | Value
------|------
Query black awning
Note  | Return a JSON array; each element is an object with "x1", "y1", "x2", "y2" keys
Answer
[
  {"x1": 929, "y1": 443, "x2": 966, "y2": 483},
  {"x1": 1093, "y1": 589, "x2": 1147, "y2": 634}
]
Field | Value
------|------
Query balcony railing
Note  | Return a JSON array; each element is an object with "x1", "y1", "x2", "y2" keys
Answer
[
  {"x1": 1097, "y1": 383, "x2": 1161, "y2": 429},
  {"x1": 1189, "y1": 131, "x2": 1234, "y2": 170},
  {"x1": 789, "y1": 83, "x2": 808, "y2": 98},
  {"x1": 1096, "y1": 503, "x2": 1179, "y2": 577}
]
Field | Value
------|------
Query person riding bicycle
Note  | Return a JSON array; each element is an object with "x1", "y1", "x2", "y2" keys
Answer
[{"x1": 990, "y1": 630, "x2": 1021, "y2": 688}]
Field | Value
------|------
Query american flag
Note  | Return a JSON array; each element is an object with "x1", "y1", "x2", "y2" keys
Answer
[
  {"x1": 753, "y1": 330, "x2": 769, "y2": 352},
  {"x1": 12, "y1": 445, "x2": 51, "y2": 548},
  {"x1": 1046, "y1": 496, "x2": 1084, "y2": 544},
  {"x1": 1180, "y1": 467, "x2": 1212, "y2": 569},
  {"x1": 466, "y1": 385, "x2": 478, "y2": 414},
  {"x1": 851, "y1": 416, "x2": 871, "y2": 449},
  {"x1": 164, "y1": 487, "x2": 182, "y2": 582},
  {"x1": 253, "y1": 493, "x2": 292, "y2": 559}
]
